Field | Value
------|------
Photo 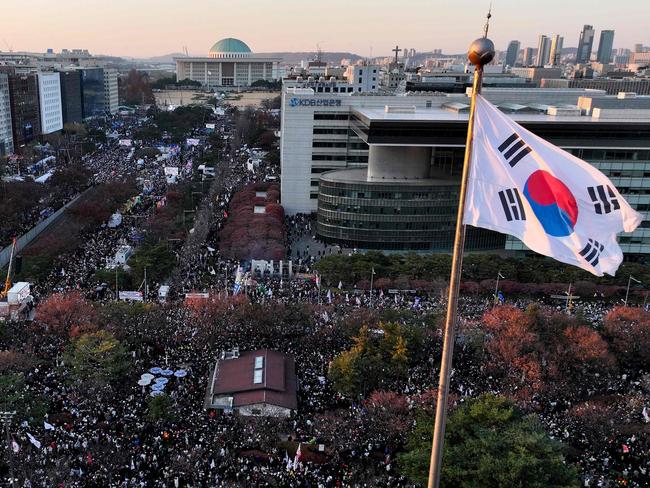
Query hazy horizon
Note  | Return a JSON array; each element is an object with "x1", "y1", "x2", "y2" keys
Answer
[{"x1": 3, "y1": 0, "x2": 649, "y2": 59}]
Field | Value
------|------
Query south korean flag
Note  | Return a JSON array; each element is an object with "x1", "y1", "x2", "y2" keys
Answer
[{"x1": 464, "y1": 95, "x2": 643, "y2": 276}]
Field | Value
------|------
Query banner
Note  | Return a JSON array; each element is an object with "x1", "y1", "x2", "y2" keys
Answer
[
  {"x1": 119, "y1": 291, "x2": 143, "y2": 301},
  {"x1": 118, "y1": 139, "x2": 132, "y2": 147}
]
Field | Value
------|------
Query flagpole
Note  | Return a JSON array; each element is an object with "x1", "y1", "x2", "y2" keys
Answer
[{"x1": 427, "y1": 23, "x2": 495, "y2": 488}]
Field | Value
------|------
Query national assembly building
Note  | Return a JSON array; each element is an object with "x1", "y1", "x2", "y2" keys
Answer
[{"x1": 175, "y1": 38, "x2": 281, "y2": 89}]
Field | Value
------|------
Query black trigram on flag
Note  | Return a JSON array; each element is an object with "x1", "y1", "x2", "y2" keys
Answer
[
  {"x1": 498, "y1": 188, "x2": 526, "y2": 221},
  {"x1": 587, "y1": 185, "x2": 620, "y2": 214},
  {"x1": 579, "y1": 239, "x2": 604, "y2": 267},
  {"x1": 497, "y1": 133, "x2": 533, "y2": 167}
]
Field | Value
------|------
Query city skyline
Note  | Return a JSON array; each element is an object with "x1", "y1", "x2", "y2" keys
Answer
[{"x1": 3, "y1": 0, "x2": 649, "y2": 58}]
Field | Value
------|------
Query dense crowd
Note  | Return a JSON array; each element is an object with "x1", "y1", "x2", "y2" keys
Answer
[{"x1": 1, "y1": 104, "x2": 648, "y2": 488}]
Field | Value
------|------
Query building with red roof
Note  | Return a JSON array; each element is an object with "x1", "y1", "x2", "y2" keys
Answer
[{"x1": 205, "y1": 348, "x2": 297, "y2": 417}]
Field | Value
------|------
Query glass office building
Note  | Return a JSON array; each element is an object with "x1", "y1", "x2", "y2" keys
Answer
[{"x1": 316, "y1": 100, "x2": 650, "y2": 255}]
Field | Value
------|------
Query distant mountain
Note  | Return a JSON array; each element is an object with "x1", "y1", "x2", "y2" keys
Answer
[
  {"x1": 258, "y1": 52, "x2": 366, "y2": 65},
  {"x1": 139, "y1": 53, "x2": 186, "y2": 64}
]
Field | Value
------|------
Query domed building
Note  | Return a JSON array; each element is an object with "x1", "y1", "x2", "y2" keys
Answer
[{"x1": 175, "y1": 37, "x2": 281, "y2": 88}]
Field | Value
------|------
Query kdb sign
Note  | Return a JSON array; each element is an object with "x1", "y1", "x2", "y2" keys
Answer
[{"x1": 289, "y1": 98, "x2": 342, "y2": 107}]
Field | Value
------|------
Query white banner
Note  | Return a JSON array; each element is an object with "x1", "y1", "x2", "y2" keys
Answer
[{"x1": 119, "y1": 291, "x2": 143, "y2": 301}]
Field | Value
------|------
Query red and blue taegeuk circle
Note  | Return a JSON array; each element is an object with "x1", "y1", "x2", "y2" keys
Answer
[{"x1": 522, "y1": 170, "x2": 578, "y2": 237}]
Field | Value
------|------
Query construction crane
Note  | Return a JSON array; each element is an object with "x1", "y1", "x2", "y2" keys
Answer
[{"x1": 0, "y1": 238, "x2": 17, "y2": 299}]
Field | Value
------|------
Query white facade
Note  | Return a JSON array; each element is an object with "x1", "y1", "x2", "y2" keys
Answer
[
  {"x1": 37, "y1": 72, "x2": 63, "y2": 134},
  {"x1": 344, "y1": 65, "x2": 380, "y2": 93},
  {"x1": 0, "y1": 73, "x2": 13, "y2": 156},
  {"x1": 103, "y1": 68, "x2": 118, "y2": 115},
  {"x1": 176, "y1": 57, "x2": 280, "y2": 88},
  {"x1": 280, "y1": 89, "x2": 446, "y2": 214}
]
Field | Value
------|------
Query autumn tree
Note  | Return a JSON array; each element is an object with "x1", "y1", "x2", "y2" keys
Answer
[
  {"x1": 398, "y1": 394, "x2": 579, "y2": 488},
  {"x1": 36, "y1": 291, "x2": 97, "y2": 337},
  {"x1": 602, "y1": 306, "x2": 650, "y2": 370},
  {"x1": 481, "y1": 305, "x2": 613, "y2": 400},
  {"x1": 64, "y1": 330, "x2": 130, "y2": 392},
  {"x1": 329, "y1": 323, "x2": 410, "y2": 398}
]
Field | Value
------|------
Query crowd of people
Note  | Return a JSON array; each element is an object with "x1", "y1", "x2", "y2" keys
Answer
[{"x1": 1, "y1": 102, "x2": 648, "y2": 487}]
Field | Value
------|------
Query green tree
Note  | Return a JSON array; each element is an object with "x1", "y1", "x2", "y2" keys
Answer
[
  {"x1": 64, "y1": 330, "x2": 130, "y2": 390},
  {"x1": 148, "y1": 394, "x2": 173, "y2": 421},
  {"x1": 0, "y1": 373, "x2": 48, "y2": 425},
  {"x1": 128, "y1": 242, "x2": 176, "y2": 286},
  {"x1": 398, "y1": 394, "x2": 579, "y2": 488}
]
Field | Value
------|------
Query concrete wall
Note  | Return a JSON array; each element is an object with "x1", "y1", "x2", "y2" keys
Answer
[{"x1": 236, "y1": 403, "x2": 292, "y2": 418}]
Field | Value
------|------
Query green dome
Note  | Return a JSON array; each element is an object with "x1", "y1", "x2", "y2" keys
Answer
[{"x1": 209, "y1": 38, "x2": 252, "y2": 54}]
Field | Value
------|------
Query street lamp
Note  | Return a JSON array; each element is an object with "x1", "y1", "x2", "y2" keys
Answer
[
  {"x1": 0, "y1": 411, "x2": 17, "y2": 488},
  {"x1": 493, "y1": 271, "x2": 504, "y2": 306},
  {"x1": 624, "y1": 275, "x2": 641, "y2": 307}
]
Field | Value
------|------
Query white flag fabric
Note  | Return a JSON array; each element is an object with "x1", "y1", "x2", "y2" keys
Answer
[
  {"x1": 27, "y1": 433, "x2": 41, "y2": 449},
  {"x1": 464, "y1": 95, "x2": 642, "y2": 276}
]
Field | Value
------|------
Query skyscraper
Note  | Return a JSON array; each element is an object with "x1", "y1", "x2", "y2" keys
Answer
[
  {"x1": 597, "y1": 30, "x2": 615, "y2": 64},
  {"x1": 576, "y1": 24, "x2": 595, "y2": 64},
  {"x1": 0, "y1": 73, "x2": 13, "y2": 156},
  {"x1": 549, "y1": 35, "x2": 564, "y2": 66},
  {"x1": 505, "y1": 40, "x2": 520, "y2": 67},
  {"x1": 535, "y1": 35, "x2": 552, "y2": 66},
  {"x1": 523, "y1": 47, "x2": 534, "y2": 66}
]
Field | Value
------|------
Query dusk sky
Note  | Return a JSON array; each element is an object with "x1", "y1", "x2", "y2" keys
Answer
[{"x1": 3, "y1": 0, "x2": 649, "y2": 58}]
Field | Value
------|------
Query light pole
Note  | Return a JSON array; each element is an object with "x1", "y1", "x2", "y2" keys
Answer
[
  {"x1": 0, "y1": 411, "x2": 17, "y2": 488},
  {"x1": 624, "y1": 275, "x2": 641, "y2": 307},
  {"x1": 493, "y1": 270, "x2": 504, "y2": 306},
  {"x1": 369, "y1": 267, "x2": 375, "y2": 308}
]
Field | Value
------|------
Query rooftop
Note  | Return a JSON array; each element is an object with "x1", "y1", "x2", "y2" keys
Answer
[
  {"x1": 209, "y1": 38, "x2": 251, "y2": 54},
  {"x1": 207, "y1": 349, "x2": 297, "y2": 410}
]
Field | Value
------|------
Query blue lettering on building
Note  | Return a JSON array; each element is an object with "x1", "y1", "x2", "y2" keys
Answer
[{"x1": 289, "y1": 98, "x2": 342, "y2": 107}]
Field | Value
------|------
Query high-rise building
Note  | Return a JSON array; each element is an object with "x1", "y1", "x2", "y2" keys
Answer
[
  {"x1": 505, "y1": 40, "x2": 520, "y2": 67},
  {"x1": 549, "y1": 35, "x2": 564, "y2": 66},
  {"x1": 576, "y1": 24, "x2": 595, "y2": 64},
  {"x1": 535, "y1": 35, "x2": 552, "y2": 66},
  {"x1": 103, "y1": 68, "x2": 118, "y2": 115},
  {"x1": 0, "y1": 73, "x2": 13, "y2": 156},
  {"x1": 597, "y1": 30, "x2": 615, "y2": 64},
  {"x1": 59, "y1": 70, "x2": 83, "y2": 124},
  {"x1": 78, "y1": 67, "x2": 117, "y2": 118},
  {"x1": 523, "y1": 47, "x2": 534, "y2": 66},
  {"x1": 3, "y1": 70, "x2": 41, "y2": 146},
  {"x1": 37, "y1": 72, "x2": 63, "y2": 134},
  {"x1": 79, "y1": 68, "x2": 106, "y2": 118},
  {"x1": 634, "y1": 43, "x2": 643, "y2": 53}
]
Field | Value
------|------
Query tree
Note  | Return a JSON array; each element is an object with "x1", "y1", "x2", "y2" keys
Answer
[
  {"x1": 602, "y1": 306, "x2": 650, "y2": 369},
  {"x1": 148, "y1": 394, "x2": 173, "y2": 421},
  {"x1": 398, "y1": 395, "x2": 579, "y2": 488},
  {"x1": 481, "y1": 305, "x2": 614, "y2": 400},
  {"x1": 36, "y1": 291, "x2": 97, "y2": 337},
  {"x1": 0, "y1": 373, "x2": 48, "y2": 425},
  {"x1": 328, "y1": 323, "x2": 411, "y2": 398},
  {"x1": 64, "y1": 331, "x2": 130, "y2": 391}
]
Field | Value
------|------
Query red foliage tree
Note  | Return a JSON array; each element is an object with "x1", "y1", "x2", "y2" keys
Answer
[
  {"x1": 602, "y1": 306, "x2": 650, "y2": 369},
  {"x1": 36, "y1": 291, "x2": 97, "y2": 337},
  {"x1": 482, "y1": 305, "x2": 614, "y2": 401}
]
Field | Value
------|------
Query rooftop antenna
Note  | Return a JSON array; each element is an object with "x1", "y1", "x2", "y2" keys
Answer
[{"x1": 316, "y1": 43, "x2": 323, "y2": 63}]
